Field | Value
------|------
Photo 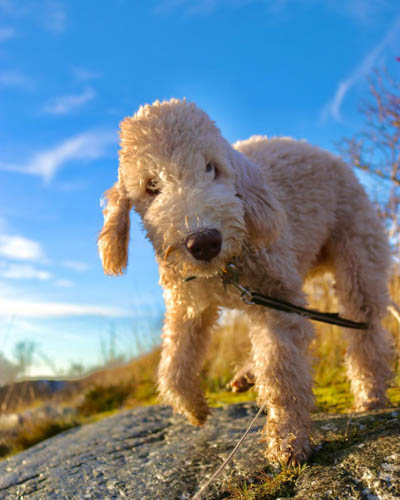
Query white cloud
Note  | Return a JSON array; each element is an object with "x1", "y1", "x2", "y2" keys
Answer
[
  {"x1": 155, "y1": 0, "x2": 252, "y2": 15},
  {"x1": 43, "y1": 87, "x2": 96, "y2": 115},
  {"x1": 62, "y1": 260, "x2": 89, "y2": 272},
  {"x1": 0, "y1": 0, "x2": 66, "y2": 33},
  {"x1": 40, "y1": 0, "x2": 66, "y2": 34},
  {"x1": 0, "y1": 298, "x2": 132, "y2": 318},
  {"x1": 72, "y1": 66, "x2": 102, "y2": 81},
  {"x1": 268, "y1": 0, "x2": 395, "y2": 23},
  {"x1": 0, "y1": 130, "x2": 116, "y2": 182},
  {"x1": 0, "y1": 280, "x2": 20, "y2": 299},
  {"x1": 0, "y1": 26, "x2": 15, "y2": 42},
  {"x1": 55, "y1": 279, "x2": 74, "y2": 287},
  {"x1": 0, "y1": 70, "x2": 34, "y2": 89},
  {"x1": 0, "y1": 217, "x2": 7, "y2": 232},
  {"x1": 155, "y1": 0, "x2": 395, "y2": 21},
  {"x1": 0, "y1": 234, "x2": 44, "y2": 261},
  {"x1": 324, "y1": 0, "x2": 393, "y2": 24},
  {"x1": 0, "y1": 263, "x2": 52, "y2": 280},
  {"x1": 320, "y1": 16, "x2": 400, "y2": 122}
]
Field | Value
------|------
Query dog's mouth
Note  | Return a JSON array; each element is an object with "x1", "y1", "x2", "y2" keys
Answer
[
  {"x1": 161, "y1": 227, "x2": 245, "y2": 280},
  {"x1": 162, "y1": 233, "x2": 230, "y2": 280}
]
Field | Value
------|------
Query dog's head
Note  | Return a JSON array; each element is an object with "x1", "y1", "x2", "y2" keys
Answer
[{"x1": 98, "y1": 99, "x2": 285, "y2": 278}]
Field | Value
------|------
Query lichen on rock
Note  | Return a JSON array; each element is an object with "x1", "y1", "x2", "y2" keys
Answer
[{"x1": 0, "y1": 403, "x2": 398, "y2": 499}]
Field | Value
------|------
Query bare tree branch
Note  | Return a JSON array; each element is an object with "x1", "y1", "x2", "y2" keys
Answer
[{"x1": 338, "y1": 67, "x2": 400, "y2": 250}]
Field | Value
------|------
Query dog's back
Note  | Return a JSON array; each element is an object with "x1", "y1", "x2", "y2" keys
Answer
[{"x1": 234, "y1": 135, "x2": 387, "y2": 276}]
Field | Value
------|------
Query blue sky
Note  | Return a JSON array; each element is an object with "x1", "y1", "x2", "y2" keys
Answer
[{"x1": 0, "y1": 0, "x2": 399, "y2": 377}]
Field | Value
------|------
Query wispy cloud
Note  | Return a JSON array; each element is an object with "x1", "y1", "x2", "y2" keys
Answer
[
  {"x1": 325, "y1": 0, "x2": 393, "y2": 25},
  {"x1": 0, "y1": 130, "x2": 116, "y2": 182},
  {"x1": 55, "y1": 279, "x2": 74, "y2": 287},
  {"x1": 42, "y1": 87, "x2": 96, "y2": 115},
  {"x1": 0, "y1": 0, "x2": 66, "y2": 33},
  {"x1": 268, "y1": 0, "x2": 394, "y2": 24},
  {"x1": 155, "y1": 0, "x2": 266, "y2": 16},
  {"x1": 155, "y1": 0, "x2": 252, "y2": 15},
  {"x1": 0, "y1": 70, "x2": 34, "y2": 89},
  {"x1": 72, "y1": 66, "x2": 102, "y2": 82},
  {"x1": 156, "y1": 0, "x2": 395, "y2": 22},
  {"x1": 0, "y1": 234, "x2": 45, "y2": 261},
  {"x1": 40, "y1": 0, "x2": 67, "y2": 34},
  {"x1": 0, "y1": 26, "x2": 15, "y2": 42},
  {"x1": 320, "y1": 16, "x2": 400, "y2": 122},
  {"x1": 62, "y1": 260, "x2": 89, "y2": 272},
  {"x1": 0, "y1": 263, "x2": 52, "y2": 280},
  {"x1": 0, "y1": 298, "x2": 132, "y2": 318}
]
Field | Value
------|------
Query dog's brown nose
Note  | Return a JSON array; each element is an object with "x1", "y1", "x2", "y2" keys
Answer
[{"x1": 185, "y1": 230, "x2": 222, "y2": 262}]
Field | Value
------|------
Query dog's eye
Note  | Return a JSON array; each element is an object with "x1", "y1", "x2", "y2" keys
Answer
[
  {"x1": 146, "y1": 179, "x2": 160, "y2": 195},
  {"x1": 205, "y1": 162, "x2": 218, "y2": 179}
]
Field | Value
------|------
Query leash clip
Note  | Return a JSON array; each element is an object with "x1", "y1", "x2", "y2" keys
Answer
[
  {"x1": 220, "y1": 262, "x2": 240, "y2": 286},
  {"x1": 220, "y1": 263, "x2": 255, "y2": 304}
]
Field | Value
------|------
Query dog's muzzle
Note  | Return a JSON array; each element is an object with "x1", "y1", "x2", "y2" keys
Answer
[{"x1": 185, "y1": 229, "x2": 222, "y2": 262}]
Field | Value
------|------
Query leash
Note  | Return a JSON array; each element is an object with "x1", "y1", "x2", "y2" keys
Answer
[
  {"x1": 188, "y1": 263, "x2": 369, "y2": 498},
  {"x1": 219, "y1": 263, "x2": 369, "y2": 330},
  {"x1": 191, "y1": 404, "x2": 265, "y2": 500}
]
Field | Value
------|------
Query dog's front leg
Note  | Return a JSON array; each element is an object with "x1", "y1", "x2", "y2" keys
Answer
[
  {"x1": 157, "y1": 303, "x2": 218, "y2": 426},
  {"x1": 249, "y1": 308, "x2": 315, "y2": 465}
]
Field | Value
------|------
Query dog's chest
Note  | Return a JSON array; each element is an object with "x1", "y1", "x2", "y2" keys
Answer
[{"x1": 180, "y1": 274, "x2": 252, "y2": 313}]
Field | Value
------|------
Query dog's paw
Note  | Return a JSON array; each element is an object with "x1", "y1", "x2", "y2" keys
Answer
[
  {"x1": 184, "y1": 404, "x2": 209, "y2": 426},
  {"x1": 263, "y1": 421, "x2": 312, "y2": 466},
  {"x1": 264, "y1": 434, "x2": 312, "y2": 466},
  {"x1": 227, "y1": 369, "x2": 255, "y2": 393},
  {"x1": 353, "y1": 396, "x2": 389, "y2": 412}
]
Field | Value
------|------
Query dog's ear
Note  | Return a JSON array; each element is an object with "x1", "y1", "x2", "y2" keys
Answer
[
  {"x1": 233, "y1": 150, "x2": 286, "y2": 244},
  {"x1": 98, "y1": 183, "x2": 132, "y2": 276}
]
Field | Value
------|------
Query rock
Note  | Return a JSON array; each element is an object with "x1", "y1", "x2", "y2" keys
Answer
[
  {"x1": 0, "y1": 403, "x2": 399, "y2": 499},
  {"x1": 295, "y1": 410, "x2": 400, "y2": 500}
]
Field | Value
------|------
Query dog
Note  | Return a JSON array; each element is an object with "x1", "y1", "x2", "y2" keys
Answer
[{"x1": 98, "y1": 98, "x2": 394, "y2": 464}]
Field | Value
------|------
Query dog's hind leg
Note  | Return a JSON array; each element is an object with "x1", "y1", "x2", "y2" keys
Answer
[
  {"x1": 249, "y1": 302, "x2": 315, "y2": 465},
  {"x1": 228, "y1": 360, "x2": 255, "y2": 392},
  {"x1": 330, "y1": 230, "x2": 394, "y2": 411},
  {"x1": 157, "y1": 303, "x2": 218, "y2": 426}
]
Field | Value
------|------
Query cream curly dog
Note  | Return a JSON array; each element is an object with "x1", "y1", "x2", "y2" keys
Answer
[{"x1": 98, "y1": 99, "x2": 394, "y2": 464}]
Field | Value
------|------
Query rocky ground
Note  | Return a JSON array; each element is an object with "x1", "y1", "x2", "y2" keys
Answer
[{"x1": 0, "y1": 402, "x2": 399, "y2": 499}]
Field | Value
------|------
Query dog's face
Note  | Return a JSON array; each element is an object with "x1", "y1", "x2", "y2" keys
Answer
[{"x1": 98, "y1": 99, "x2": 285, "y2": 278}]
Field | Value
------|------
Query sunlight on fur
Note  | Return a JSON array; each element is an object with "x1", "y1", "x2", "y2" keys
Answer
[{"x1": 98, "y1": 98, "x2": 397, "y2": 465}]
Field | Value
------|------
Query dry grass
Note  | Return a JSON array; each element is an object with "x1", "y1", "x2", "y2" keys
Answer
[
  {"x1": 203, "y1": 310, "x2": 252, "y2": 392},
  {"x1": 203, "y1": 270, "x2": 400, "y2": 398},
  {"x1": 0, "y1": 349, "x2": 161, "y2": 459},
  {"x1": 1, "y1": 270, "x2": 399, "y2": 462}
]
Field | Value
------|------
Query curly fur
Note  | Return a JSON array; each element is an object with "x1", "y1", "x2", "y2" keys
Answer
[{"x1": 98, "y1": 98, "x2": 394, "y2": 464}]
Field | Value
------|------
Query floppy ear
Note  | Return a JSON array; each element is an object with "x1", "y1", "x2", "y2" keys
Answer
[
  {"x1": 232, "y1": 150, "x2": 286, "y2": 244},
  {"x1": 98, "y1": 183, "x2": 132, "y2": 276}
]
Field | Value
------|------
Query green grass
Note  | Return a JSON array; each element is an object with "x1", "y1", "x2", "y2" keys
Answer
[
  {"x1": 314, "y1": 381, "x2": 353, "y2": 413},
  {"x1": 1, "y1": 272, "x2": 398, "y2": 474},
  {"x1": 226, "y1": 464, "x2": 309, "y2": 500},
  {"x1": 206, "y1": 389, "x2": 257, "y2": 407},
  {"x1": 13, "y1": 419, "x2": 80, "y2": 453},
  {"x1": 77, "y1": 385, "x2": 132, "y2": 416}
]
